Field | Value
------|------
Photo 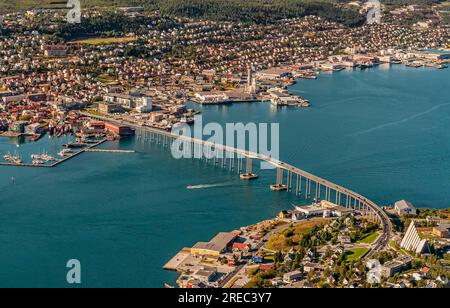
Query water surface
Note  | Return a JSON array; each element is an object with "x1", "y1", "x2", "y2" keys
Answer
[{"x1": 0, "y1": 64, "x2": 449, "y2": 287}]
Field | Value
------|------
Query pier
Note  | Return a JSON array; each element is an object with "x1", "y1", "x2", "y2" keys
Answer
[
  {"x1": 0, "y1": 139, "x2": 110, "y2": 168},
  {"x1": 84, "y1": 149, "x2": 135, "y2": 153},
  {"x1": 81, "y1": 112, "x2": 393, "y2": 255}
]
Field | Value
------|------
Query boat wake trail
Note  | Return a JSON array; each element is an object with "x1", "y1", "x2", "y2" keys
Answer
[
  {"x1": 349, "y1": 102, "x2": 450, "y2": 137},
  {"x1": 187, "y1": 182, "x2": 234, "y2": 190}
]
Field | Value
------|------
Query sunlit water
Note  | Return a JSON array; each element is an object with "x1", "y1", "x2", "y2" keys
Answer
[{"x1": 0, "y1": 64, "x2": 449, "y2": 287}]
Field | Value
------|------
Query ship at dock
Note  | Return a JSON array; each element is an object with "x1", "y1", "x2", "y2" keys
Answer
[
  {"x1": 3, "y1": 152, "x2": 23, "y2": 164},
  {"x1": 58, "y1": 149, "x2": 74, "y2": 157},
  {"x1": 31, "y1": 150, "x2": 57, "y2": 162},
  {"x1": 267, "y1": 87, "x2": 311, "y2": 107},
  {"x1": 62, "y1": 142, "x2": 86, "y2": 149}
]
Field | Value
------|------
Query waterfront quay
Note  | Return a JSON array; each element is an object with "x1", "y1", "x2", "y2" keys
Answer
[
  {"x1": 163, "y1": 206, "x2": 383, "y2": 288},
  {"x1": 164, "y1": 202, "x2": 450, "y2": 289}
]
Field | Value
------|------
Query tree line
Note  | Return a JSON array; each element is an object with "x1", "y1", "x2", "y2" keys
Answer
[{"x1": 157, "y1": 0, "x2": 365, "y2": 27}]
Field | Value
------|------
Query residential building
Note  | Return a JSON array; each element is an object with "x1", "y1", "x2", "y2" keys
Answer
[
  {"x1": 432, "y1": 224, "x2": 450, "y2": 238},
  {"x1": 98, "y1": 102, "x2": 123, "y2": 114},
  {"x1": 283, "y1": 271, "x2": 303, "y2": 283}
]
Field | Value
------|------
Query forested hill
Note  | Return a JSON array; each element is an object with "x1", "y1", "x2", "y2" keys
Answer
[
  {"x1": 157, "y1": 0, "x2": 364, "y2": 26},
  {"x1": 0, "y1": 0, "x2": 365, "y2": 26},
  {"x1": 0, "y1": 0, "x2": 444, "y2": 27}
]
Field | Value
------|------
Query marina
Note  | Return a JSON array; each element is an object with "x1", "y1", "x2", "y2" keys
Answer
[{"x1": 0, "y1": 139, "x2": 110, "y2": 168}]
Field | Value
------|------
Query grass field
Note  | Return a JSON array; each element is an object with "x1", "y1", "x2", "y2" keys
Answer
[
  {"x1": 356, "y1": 232, "x2": 379, "y2": 244},
  {"x1": 345, "y1": 248, "x2": 369, "y2": 262},
  {"x1": 74, "y1": 37, "x2": 136, "y2": 45},
  {"x1": 266, "y1": 219, "x2": 330, "y2": 251}
]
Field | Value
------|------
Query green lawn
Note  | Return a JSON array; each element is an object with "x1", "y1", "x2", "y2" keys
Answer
[
  {"x1": 345, "y1": 248, "x2": 369, "y2": 262},
  {"x1": 357, "y1": 232, "x2": 379, "y2": 244}
]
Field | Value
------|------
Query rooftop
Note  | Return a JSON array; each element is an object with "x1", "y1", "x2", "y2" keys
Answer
[
  {"x1": 192, "y1": 232, "x2": 237, "y2": 253},
  {"x1": 395, "y1": 200, "x2": 415, "y2": 210}
]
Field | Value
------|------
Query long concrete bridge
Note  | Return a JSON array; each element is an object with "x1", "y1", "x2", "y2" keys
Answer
[{"x1": 81, "y1": 113, "x2": 392, "y2": 255}]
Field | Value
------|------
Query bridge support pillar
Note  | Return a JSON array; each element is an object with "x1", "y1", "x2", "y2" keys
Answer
[
  {"x1": 325, "y1": 187, "x2": 330, "y2": 201},
  {"x1": 270, "y1": 167, "x2": 287, "y2": 191},
  {"x1": 213, "y1": 148, "x2": 218, "y2": 165},
  {"x1": 315, "y1": 182, "x2": 320, "y2": 202},
  {"x1": 286, "y1": 171, "x2": 292, "y2": 191},
  {"x1": 221, "y1": 150, "x2": 227, "y2": 168},
  {"x1": 240, "y1": 157, "x2": 258, "y2": 180},
  {"x1": 205, "y1": 146, "x2": 211, "y2": 164},
  {"x1": 295, "y1": 174, "x2": 302, "y2": 197},
  {"x1": 306, "y1": 179, "x2": 311, "y2": 199}
]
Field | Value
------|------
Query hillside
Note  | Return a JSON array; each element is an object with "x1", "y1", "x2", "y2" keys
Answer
[{"x1": 0, "y1": 0, "x2": 368, "y2": 26}]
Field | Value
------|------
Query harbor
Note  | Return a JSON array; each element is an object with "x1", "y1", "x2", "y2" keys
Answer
[
  {"x1": 1, "y1": 61, "x2": 450, "y2": 288},
  {"x1": 0, "y1": 139, "x2": 109, "y2": 168}
]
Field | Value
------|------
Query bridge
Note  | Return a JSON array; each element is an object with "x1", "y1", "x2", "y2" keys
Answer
[{"x1": 81, "y1": 112, "x2": 392, "y2": 255}]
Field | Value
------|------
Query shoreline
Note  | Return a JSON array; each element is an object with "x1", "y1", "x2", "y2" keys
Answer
[{"x1": 164, "y1": 204, "x2": 450, "y2": 288}]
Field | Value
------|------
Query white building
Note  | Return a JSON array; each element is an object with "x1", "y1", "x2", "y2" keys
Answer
[
  {"x1": 135, "y1": 97, "x2": 153, "y2": 113},
  {"x1": 400, "y1": 222, "x2": 429, "y2": 254},
  {"x1": 367, "y1": 267, "x2": 383, "y2": 284},
  {"x1": 195, "y1": 92, "x2": 229, "y2": 104},
  {"x1": 395, "y1": 200, "x2": 416, "y2": 216},
  {"x1": 294, "y1": 205, "x2": 327, "y2": 217},
  {"x1": 366, "y1": 259, "x2": 381, "y2": 270},
  {"x1": 256, "y1": 68, "x2": 290, "y2": 80}
]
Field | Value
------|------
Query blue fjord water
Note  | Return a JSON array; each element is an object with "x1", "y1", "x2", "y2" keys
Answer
[{"x1": 0, "y1": 64, "x2": 449, "y2": 287}]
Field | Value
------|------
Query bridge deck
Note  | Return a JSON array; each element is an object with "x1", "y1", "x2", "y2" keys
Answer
[{"x1": 80, "y1": 112, "x2": 392, "y2": 254}]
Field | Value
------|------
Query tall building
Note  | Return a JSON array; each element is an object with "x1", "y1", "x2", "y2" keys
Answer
[
  {"x1": 135, "y1": 97, "x2": 153, "y2": 113},
  {"x1": 400, "y1": 222, "x2": 429, "y2": 254},
  {"x1": 246, "y1": 65, "x2": 257, "y2": 94}
]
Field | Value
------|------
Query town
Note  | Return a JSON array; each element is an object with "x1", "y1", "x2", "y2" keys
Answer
[
  {"x1": 2, "y1": 8, "x2": 450, "y2": 164},
  {"x1": 0, "y1": 0, "x2": 449, "y2": 289},
  {"x1": 165, "y1": 200, "x2": 450, "y2": 288},
  {"x1": 1, "y1": 4, "x2": 450, "y2": 149}
]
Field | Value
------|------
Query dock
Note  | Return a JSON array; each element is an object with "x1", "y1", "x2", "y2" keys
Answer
[
  {"x1": 0, "y1": 139, "x2": 110, "y2": 168},
  {"x1": 84, "y1": 149, "x2": 135, "y2": 153},
  {"x1": 0, "y1": 162, "x2": 51, "y2": 168},
  {"x1": 163, "y1": 248, "x2": 191, "y2": 271}
]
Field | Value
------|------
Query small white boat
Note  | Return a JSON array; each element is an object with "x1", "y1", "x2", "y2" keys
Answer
[{"x1": 58, "y1": 149, "x2": 73, "y2": 157}]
